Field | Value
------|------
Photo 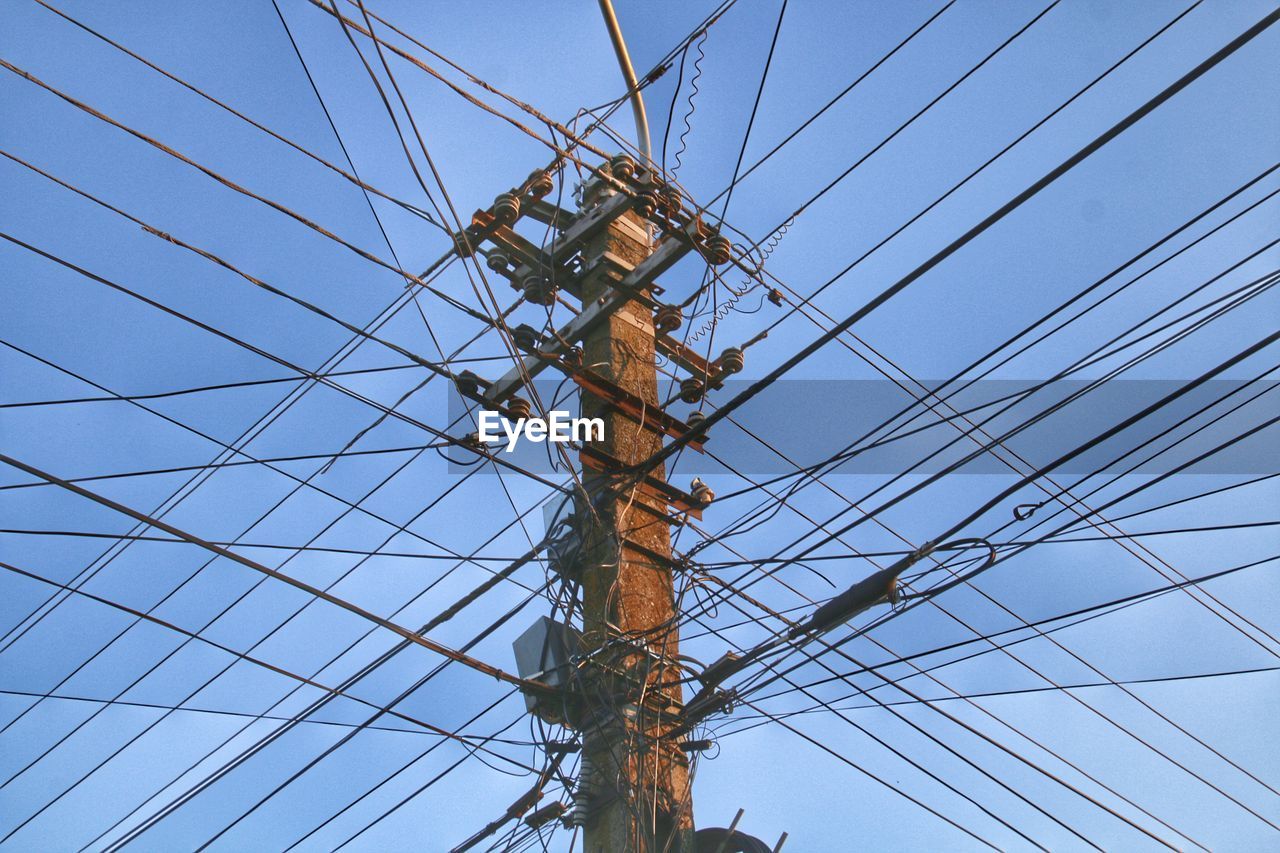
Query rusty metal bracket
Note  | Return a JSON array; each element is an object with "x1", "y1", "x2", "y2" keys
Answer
[
  {"x1": 524, "y1": 198, "x2": 578, "y2": 229},
  {"x1": 580, "y1": 445, "x2": 704, "y2": 520},
  {"x1": 483, "y1": 231, "x2": 693, "y2": 405},
  {"x1": 656, "y1": 333, "x2": 725, "y2": 390},
  {"x1": 571, "y1": 369, "x2": 704, "y2": 452}
]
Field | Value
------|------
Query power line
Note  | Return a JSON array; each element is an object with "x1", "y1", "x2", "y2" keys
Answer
[
  {"x1": 0, "y1": 560, "x2": 539, "y2": 767},
  {"x1": 0, "y1": 453, "x2": 541, "y2": 689},
  {"x1": 26, "y1": 0, "x2": 446, "y2": 230},
  {"x1": 632, "y1": 6, "x2": 1280, "y2": 479}
]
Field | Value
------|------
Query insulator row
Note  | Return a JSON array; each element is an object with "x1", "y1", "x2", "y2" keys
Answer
[{"x1": 452, "y1": 172, "x2": 561, "y2": 260}]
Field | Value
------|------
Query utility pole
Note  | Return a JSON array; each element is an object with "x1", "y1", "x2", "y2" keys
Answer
[
  {"x1": 462, "y1": 159, "x2": 729, "y2": 851},
  {"x1": 578, "y1": 10, "x2": 694, "y2": 845},
  {"x1": 575, "y1": 181, "x2": 692, "y2": 852}
]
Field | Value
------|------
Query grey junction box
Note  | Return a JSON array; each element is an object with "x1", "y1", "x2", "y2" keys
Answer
[{"x1": 512, "y1": 616, "x2": 581, "y2": 723}]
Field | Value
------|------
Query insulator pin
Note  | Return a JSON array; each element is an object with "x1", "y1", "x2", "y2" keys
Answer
[
  {"x1": 634, "y1": 189, "x2": 658, "y2": 218},
  {"x1": 512, "y1": 324, "x2": 540, "y2": 352},
  {"x1": 527, "y1": 170, "x2": 555, "y2": 198},
  {"x1": 716, "y1": 346, "x2": 744, "y2": 375},
  {"x1": 679, "y1": 377, "x2": 704, "y2": 404},
  {"x1": 452, "y1": 230, "x2": 476, "y2": 257},
  {"x1": 659, "y1": 186, "x2": 682, "y2": 218},
  {"x1": 690, "y1": 477, "x2": 715, "y2": 506},
  {"x1": 705, "y1": 234, "x2": 732, "y2": 266},
  {"x1": 506, "y1": 397, "x2": 531, "y2": 420},
  {"x1": 654, "y1": 304, "x2": 682, "y2": 335},
  {"x1": 523, "y1": 274, "x2": 558, "y2": 306},
  {"x1": 454, "y1": 370, "x2": 482, "y2": 397},
  {"x1": 609, "y1": 154, "x2": 637, "y2": 180},
  {"x1": 493, "y1": 192, "x2": 520, "y2": 224}
]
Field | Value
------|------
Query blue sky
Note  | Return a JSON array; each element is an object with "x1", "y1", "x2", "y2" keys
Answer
[{"x1": 2, "y1": 0, "x2": 1278, "y2": 850}]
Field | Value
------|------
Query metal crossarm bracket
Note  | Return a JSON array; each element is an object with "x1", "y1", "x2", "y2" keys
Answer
[
  {"x1": 570, "y1": 369, "x2": 705, "y2": 451},
  {"x1": 579, "y1": 445, "x2": 704, "y2": 520},
  {"x1": 483, "y1": 233, "x2": 693, "y2": 404}
]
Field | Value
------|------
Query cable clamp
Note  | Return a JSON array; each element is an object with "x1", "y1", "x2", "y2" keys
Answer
[{"x1": 1014, "y1": 501, "x2": 1044, "y2": 521}]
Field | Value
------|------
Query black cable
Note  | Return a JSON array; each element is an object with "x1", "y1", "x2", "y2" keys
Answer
[
  {"x1": 28, "y1": 0, "x2": 445, "y2": 231},
  {"x1": 88, "y1": 540, "x2": 554, "y2": 851},
  {"x1": 0, "y1": 326, "x2": 527, "y2": 672},
  {"x1": 269, "y1": 0, "x2": 449, "y2": 354},
  {"x1": 683, "y1": 592, "x2": 1105, "y2": 849},
  {"x1": 750, "y1": 553, "x2": 1280, "y2": 706},
  {"x1": 687, "y1": 254, "x2": 1280, "y2": 629},
  {"x1": 77, "y1": 463, "x2": 563, "y2": 850},
  {"x1": 0, "y1": 243, "x2": 457, "y2": 651},
  {"x1": 334, "y1": 0, "x2": 588, "y2": 507},
  {"x1": 743, "y1": 341, "x2": 1280, "y2": 688},
  {"x1": 676, "y1": 0, "x2": 1059, "y2": 316},
  {"x1": 0, "y1": 689, "x2": 443, "y2": 736},
  {"x1": 731, "y1": 368, "x2": 1280, "y2": 823},
  {"x1": 694, "y1": 520, "x2": 1280, "y2": 567},
  {"x1": 0, "y1": 529, "x2": 534, "y2": 562},
  {"x1": 696, "y1": 350, "x2": 1280, "y2": 768},
  {"x1": 0, "y1": 438, "x2": 428, "y2": 493},
  {"x1": 732, "y1": 665, "x2": 1280, "y2": 732},
  {"x1": 634, "y1": 7, "x2": 1280, "y2": 480},
  {"x1": 677, "y1": 0, "x2": 788, "y2": 481},
  {"x1": 0, "y1": 233, "x2": 567, "y2": 491},
  {"x1": 1057, "y1": 471, "x2": 1280, "y2": 534},
  {"x1": 716, "y1": 0, "x2": 786, "y2": 224},
  {"x1": 716, "y1": 160, "x2": 1279, "y2": 507},
  {"x1": 0, "y1": 58, "x2": 484, "y2": 318},
  {"x1": 0, "y1": 561, "x2": 539, "y2": 767},
  {"x1": 677, "y1": 468, "x2": 1206, "y2": 847},
  {"x1": 661, "y1": 28, "x2": 706, "y2": 179},
  {"x1": 702, "y1": 0, "x2": 958, "y2": 211},
  {"x1": 0, "y1": 450, "x2": 545, "y2": 835},
  {"x1": 0, "y1": 360, "x2": 418, "y2": 410}
]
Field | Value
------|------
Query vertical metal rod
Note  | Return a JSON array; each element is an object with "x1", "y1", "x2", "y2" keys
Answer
[{"x1": 598, "y1": 0, "x2": 653, "y2": 165}]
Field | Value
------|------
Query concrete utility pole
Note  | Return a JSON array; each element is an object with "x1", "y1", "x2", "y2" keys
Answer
[
  {"x1": 576, "y1": 184, "x2": 693, "y2": 851},
  {"x1": 460, "y1": 156, "x2": 737, "y2": 848}
]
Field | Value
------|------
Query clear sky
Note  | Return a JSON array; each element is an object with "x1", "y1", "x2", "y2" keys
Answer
[{"x1": 1, "y1": 0, "x2": 1278, "y2": 850}]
